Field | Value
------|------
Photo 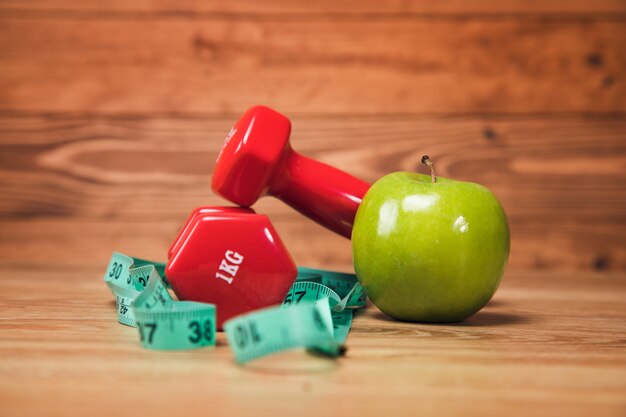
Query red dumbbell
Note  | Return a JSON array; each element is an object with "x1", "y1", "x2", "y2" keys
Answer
[
  {"x1": 212, "y1": 106, "x2": 370, "y2": 238},
  {"x1": 166, "y1": 208, "x2": 297, "y2": 329},
  {"x1": 168, "y1": 206, "x2": 254, "y2": 259}
]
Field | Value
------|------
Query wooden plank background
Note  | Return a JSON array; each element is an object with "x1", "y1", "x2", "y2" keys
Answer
[{"x1": 0, "y1": 0, "x2": 625, "y2": 272}]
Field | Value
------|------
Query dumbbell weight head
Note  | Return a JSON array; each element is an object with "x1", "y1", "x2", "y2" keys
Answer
[
  {"x1": 212, "y1": 106, "x2": 370, "y2": 238},
  {"x1": 212, "y1": 107, "x2": 291, "y2": 207},
  {"x1": 166, "y1": 209, "x2": 297, "y2": 329},
  {"x1": 168, "y1": 206, "x2": 254, "y2": 259}
]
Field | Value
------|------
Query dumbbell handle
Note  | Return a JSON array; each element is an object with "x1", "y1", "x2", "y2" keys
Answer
[{"x1": 270, "y1": 147, "x2": 371, "y2": 238}]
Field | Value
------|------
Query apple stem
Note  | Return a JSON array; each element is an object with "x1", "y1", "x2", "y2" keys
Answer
[{"x1": 421, "y1": 155, "x2": 437, "y2": 183}]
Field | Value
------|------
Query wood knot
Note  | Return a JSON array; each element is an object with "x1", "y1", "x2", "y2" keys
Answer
[
  {"x1": 602, "y1": 75, "x2": 615, "y2": 88},
  {"x1": 192, "y1": 34, "x2": 218, "y2": 62},
  {"x1": 483, "y1": 128, "x2": 496, "y2": 141},
  {"x1": 586, "y1": 53, "x2": 603, "y2": 68},
  {"x1": 592, "y1": 256, "x2": 609, "y2": 271}
]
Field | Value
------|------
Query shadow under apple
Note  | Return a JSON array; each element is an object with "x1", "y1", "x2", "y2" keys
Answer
[{"x1": 369, "y1": 308, "x2": 529, "y2": 327}]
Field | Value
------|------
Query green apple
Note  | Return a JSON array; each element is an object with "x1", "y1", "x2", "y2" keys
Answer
[{"x1": 352, "y1": 157, "x2": 510, "y2": 322}]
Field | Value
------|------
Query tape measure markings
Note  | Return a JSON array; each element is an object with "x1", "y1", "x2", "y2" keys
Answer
[
  {"x1": 134, "y1": 301, "x2": 217, "y2": 350},
  {"x1": 131, "y1": 267, "x2": 172, "y2": 310},
  {"x1": 224, "y1": 298, "x2": 339, "y2": 364},
  {"x1": 103, "y1": 253, "x2": 216, "y2": 350},
  {"x1": 296, "y1": 266, "x2": 366, "y2": 309},
  {"x1": 104, "y1": 253, "x2": 368, "y2": 361},
  {"x1": 130, "y1": 257, "x2": 170, "y2": 288}
]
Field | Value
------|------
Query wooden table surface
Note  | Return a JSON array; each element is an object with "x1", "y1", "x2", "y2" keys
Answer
[{"x1": 1, "y1": 266, "x2": 624, "y2": 417}]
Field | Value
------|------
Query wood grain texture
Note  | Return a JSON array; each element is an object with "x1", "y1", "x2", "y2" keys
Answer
[
  {"x1": 0, "y1": 16, "x2": 624, "y2": 114},
  {"x1": 1, "y1": 0, "x2": 626, "y2": 15},
  {"x1": 0, "y1": 2, "x2": 625, "y2": 415},
  {"x1": 0, "y1": 266, "x2": 624, "y2": 417},
  {"x1": 1, "y1": 114, "x2": 624, "y2": 270}
]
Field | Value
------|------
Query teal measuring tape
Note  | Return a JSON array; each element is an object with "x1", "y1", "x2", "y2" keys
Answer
[
  {"x1": 103, "y1": 253, "x2": 366, "y2": 362},
  {"x1": 104, "y1": 252, "x2": 216, "y2": 350},
  {"x1": 224, "y1": 269, "x2": 365, "y2": 363}
]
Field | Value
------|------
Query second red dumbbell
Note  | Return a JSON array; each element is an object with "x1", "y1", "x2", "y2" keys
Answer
[{"x1": 212, "y1": 106, "x2": 370, "y2": 238}]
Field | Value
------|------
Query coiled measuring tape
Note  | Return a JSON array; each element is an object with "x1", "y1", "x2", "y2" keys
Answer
[
  {"x1": 103, "y1": 252, "x2": 366, "y2": 362},
  {"x1": 225, "y1": 269, "x2": 366, "y2": 363},
  {"x1": 104, "y1": 253, "x2": 216, "y2": 350}
]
